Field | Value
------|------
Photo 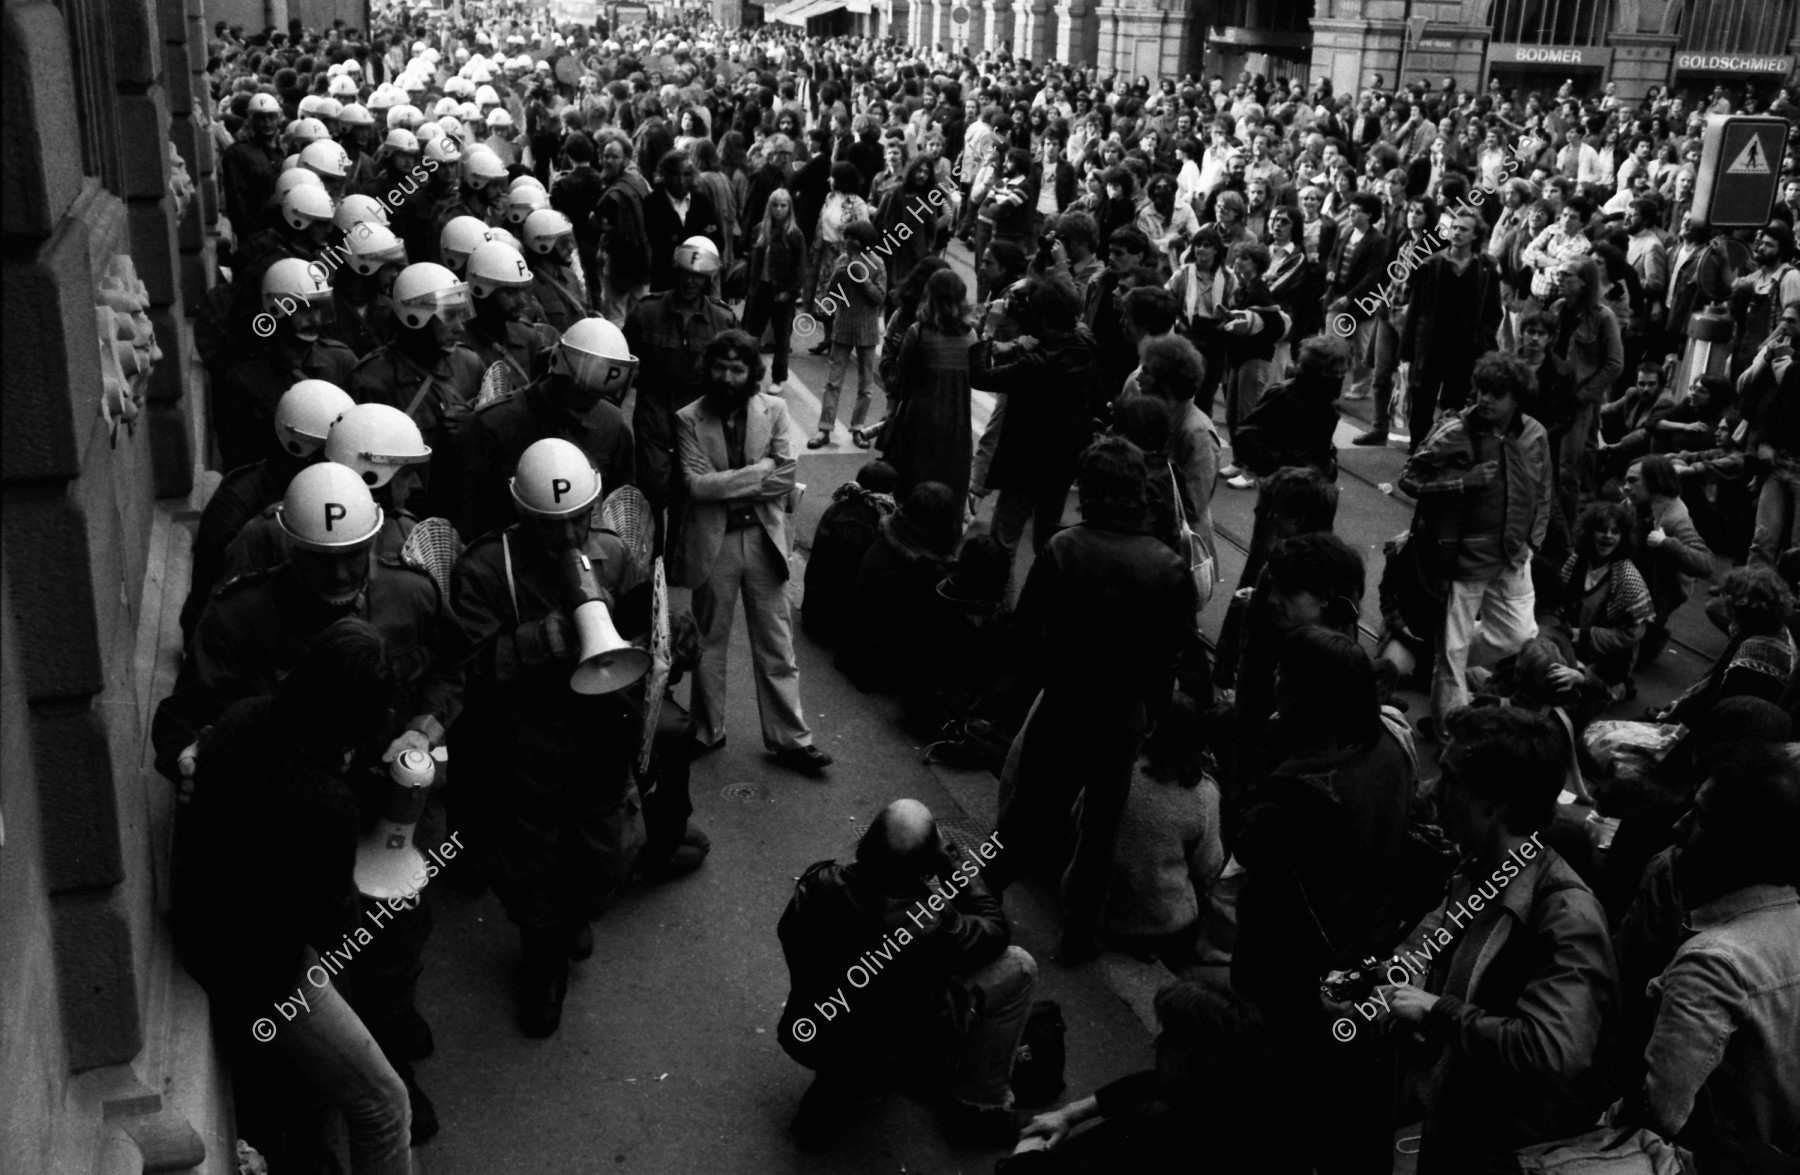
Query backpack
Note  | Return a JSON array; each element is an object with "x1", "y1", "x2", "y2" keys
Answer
[{"x1": 1010, "y1": 1000, "x2": 1066, "y2": 1107}]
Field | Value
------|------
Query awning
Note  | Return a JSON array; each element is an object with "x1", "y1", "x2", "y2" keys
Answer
[{"x1": 769, "y1": 0, "x2": 858, "y2": 23}]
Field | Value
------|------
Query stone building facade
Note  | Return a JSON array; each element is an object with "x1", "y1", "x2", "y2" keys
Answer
[
  {"x1": 3, "y1": 0, "x2": 230, "y2": 1167},
  {"x1": 879, "y1": 0, "x2": 1799, "y2": 104}
]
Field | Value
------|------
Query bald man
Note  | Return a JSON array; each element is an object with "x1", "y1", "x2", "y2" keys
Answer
[{"x1": 775, "y1": 799, "x2": 1036, "y2": 1149}]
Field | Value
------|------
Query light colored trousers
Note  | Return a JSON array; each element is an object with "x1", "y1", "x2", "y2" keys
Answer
[
  {"x1": 691, "y1": 526, "x2": 814, "y2": 751},
  {"x1": 1433, "y1": 561, "x2": 1538, "y2": 722},
  {"x1": 276, "y1": 949, "x2": 413, "y2": 1175}
]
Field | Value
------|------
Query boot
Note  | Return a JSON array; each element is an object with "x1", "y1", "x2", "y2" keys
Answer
[{"x1": 517, "y1": 928, "x2": 569, "y2": 1038}]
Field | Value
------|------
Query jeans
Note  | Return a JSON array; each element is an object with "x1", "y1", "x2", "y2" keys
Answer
[
  {"x1": 1559, "y1": 402, "x2": 1598, "y2": 530},
  {"x1": 1365, "y1": 313, "x2": 1401, "y2": 428},
  {"x1": 971, "y1": 394, "x2": 1006, "y2": 497},
  {"x1": 1433, "y1": 561, "x2": 1538, "y2": 722},
  {"x1": 691, "y1": 527, "x2": 813, "y2": 750},
  {"x1": 272, "y1": 949, "x2": 413, "y2": 1175},
  {"x1": 1750, "y1": 460, "x2": 1800, "y2": 568},
  {"x1": 598, "y1": 262, "x2": 648, "y2": 328},
  {"x1": 742, "y1": 285, "x2": 797, "y2": 383},
  {"x1": 948, "y1": 946, "x2": 1038, "y2": 1108},
  {"x1": 819, "y1": 342, "x2": 877, "y2": 431},
  {"x1": 1225, "y1": 357, "x2": 1276, "y2": 444}
]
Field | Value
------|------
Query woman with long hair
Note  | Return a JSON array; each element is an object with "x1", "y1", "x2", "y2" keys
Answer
[
  {"x1": 1096, "y1": 164, "x2": 1139, "y2": 243},
  {"x1": 806, "y1": 160, "x2": 871, "y2": 347},
  {"x1": 881, "y1": 268, "x2": 974, "y2": 501},
  {"x1": 1168, "y1": 227, "x2": 1234, "y2": 416},
  {"x1": 1544, "y1": 500, "x2": 1654, "y2": 696},
  {"x1": 742, "y1": 188, "x2": 809, "y2": 394},
  {"x1": 1548, "y1": 253, "x2": 1625, "y2": 513}
]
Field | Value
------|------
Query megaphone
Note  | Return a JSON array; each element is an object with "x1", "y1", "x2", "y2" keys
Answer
[
  {"x1": 563, "y1": 549, "x2": 649, "y2": 695},
  {"x1": 354, "y1": 748, "x2": 435, "y2": 900}
]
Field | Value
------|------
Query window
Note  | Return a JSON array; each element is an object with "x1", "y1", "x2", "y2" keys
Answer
[
  {"x1": 1490, "y1": 0, "x2": 1611, "y2": 46},
  {"x1": 1673, "y1": 0, "x2": 1793, "y2": 55}
]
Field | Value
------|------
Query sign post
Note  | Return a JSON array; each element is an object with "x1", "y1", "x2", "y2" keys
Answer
[{"x1": 1691, "y1": 115, "x2": 1788, "y2": 229}]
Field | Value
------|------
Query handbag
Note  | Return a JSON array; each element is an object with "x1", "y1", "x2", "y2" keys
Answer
[{"x1": 1169, "y1": 464, "x2": 1216, "y2": 610}]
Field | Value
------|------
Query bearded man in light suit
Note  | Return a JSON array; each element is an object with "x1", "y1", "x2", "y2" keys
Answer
[{"x1": 673, "y1": 329, "x2": 834, "y2": 775}]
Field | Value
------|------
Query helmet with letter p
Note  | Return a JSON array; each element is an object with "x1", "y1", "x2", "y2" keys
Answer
[
  {"x1": 553, "y1": 317, "x2": 637, "y2": 408},
  {"x1": 277, "y1": 462, "x2": 383, "y2": 606},
  {"x1": 511, "y1": 437, "x2": 601, "y2": 519},
  {"x1": 466, "y1": 239, "x2": 535, "y2": 321},
  {"x1": 391, "y1": 262, "x2": 473, "y2": 342},
  {"x1": 439, "y1": 214, "x2": 494, "y2": 275}
]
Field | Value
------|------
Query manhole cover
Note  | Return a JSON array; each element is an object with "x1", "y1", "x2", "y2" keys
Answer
[{"x1": 721, "y1": 782, "x2": 771, "y2": 803}]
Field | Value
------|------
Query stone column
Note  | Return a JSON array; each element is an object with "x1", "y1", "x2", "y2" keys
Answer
[
  {"x1": 1606, "y1": 31, "x2": 1677, "y2": 107},
  {"x1": 1014, "y1": 0, "x2": 1050, "y2": 61},
  {"x1": 1053, "y1": 0, "x2": 1095, "y2": 68},
  {"x1": 962, "y1": 2, "x2": 986, "y2": 57},
  {"x1": 983, "y1": 0, "x2": 1013, "y2": 55}
]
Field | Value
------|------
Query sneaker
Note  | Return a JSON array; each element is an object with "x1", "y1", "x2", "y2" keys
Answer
[
  {"x1": 1226, "y1": 473, "x2": 1258, "y2": 490},
  {"x1": 1352, "y1": 428, "x2": 1389, "y2": 446},
  {"x1": 1218, "y1": 463, "x2": 1241, "y2": 479},
  {"x1": 1341, "y1": 386, "x2": 1372, "y2": 400}
]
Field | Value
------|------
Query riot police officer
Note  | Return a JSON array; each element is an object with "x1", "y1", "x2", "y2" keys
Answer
[
  {"x1": 450, "y1": 439, "x2": 646, "y2": 1037},
  {"x1": 459, "y1": 238, "x2": 559, "y2": 387},
  {"x1": 448, "y1": 315, "x2": 636, "y2": 540},
  {"x1": 219, "y1": 259, "x2": 359, "y2": 470}
]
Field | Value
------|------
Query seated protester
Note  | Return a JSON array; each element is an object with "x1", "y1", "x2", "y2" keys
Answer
[
  {"x1": 1652, "y1": 566, "x2": 1799, "y2": 727},
  {"x1": 171, "y1": 620, "x2": 413, "y2": 1172},
  {"x1": 1538, "y1": 500, "x2": 1654, "y2": 698},
  {"x1": 1089, "y1": 695, "x2": 1224, "y2": 970},
  {"x1": 1648, "y1": 372, "x2": 1733, "y2": 455},
  {"x1": 1211, "y1": 467, "x2": 1340, "y2": 695},
  {"x1": 1233, "y1": 624, "x2": 1418, "y2": 1175},
  {"x1": 777, "y1": 799, "x2": 1037, "y2": 1148},
  {"x1": 1382, "y1": 706, "x2": 1620, "y2": 1175},
  {"x1": 999, "y1": 977, "x2": 1275, "y2": 1174},
  {"x1": 800, "y1": 460, "x2": 899, "y2": 647},
  {"x1": 1670, "y1": 405, "x2": 1752, "y2": 559},
  {"x1": 839, "y1": 481, "x2": 963, "y2": 706},
  {"x1": 1626, "y1": 455, "x2": 1714, "y2": 668},
  {"x1": 1596, "y1": 359, "x2": 1678, "y2": 481},
  {"x1": 1613, "y1": 743, "x2": 1800, "y2": 1171},
  {"x1": 924, "y1": 534, "x2": 1030, "y2": 760}
]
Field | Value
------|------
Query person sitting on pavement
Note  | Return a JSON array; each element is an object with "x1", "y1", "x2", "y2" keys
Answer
[
  {"x1": 777, "y1": 798, "x2": 1037, "y2": 1149},
  {"x1": 1625, "y1": 454, "x2": 1714, "y2": 670},
  {"x1": 838, "y1": 481, "x2": 964, "y2": 710},
  {"x1": 800, "y1": 460, "x2": 899, "y2": 648},
  {"x1": 1653, "y1": 565, "x2": 1798, "y2": 727},
  {"x1": 1382, "y1": 705, "x2": 1620, "y2": 1174},
  {"x1": 998, "y1": 977, "x2": 1274, "y2": 1173},
  {"x1": 1091, "y1": 693, "x2": 1223, "y2": 971},
  {"x1": 1610, "y1": 742, "x2": 1800, "y2": 1172},
  {"x1": 1536, "y1": 500, "x2": 1654, "y2": 703}
]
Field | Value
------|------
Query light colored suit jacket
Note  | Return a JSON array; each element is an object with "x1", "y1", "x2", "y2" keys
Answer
[{"x1": 672, "y1": 390, "x2": 798, "y2": 589}]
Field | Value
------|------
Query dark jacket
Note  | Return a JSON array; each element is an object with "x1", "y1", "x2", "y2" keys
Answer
[
  {"x1": 1231, "y1": 370, "x2": 1340, "y2": 478},
  {"x1": 643, "y1": 186, "x2": 724, "y2": 293},
  {"x1": 172, "y1": 695, "x2": 362, "y2": 1012},
  {"x1": 181, "y1": 454, "x2": 305, "y2": 638},
  {"x1": 1325, "y1": 226, "x2": 1392, "y2": 319},
  {"x1": 972, "y1": 327, "x2": 1100, "y2": 492},
  {"x1": 1401, "y1": 252, "x2": 1505, "y2": 362},
  {"x1": 1407, "y1": 847, "x2": 1619, "y2": 1170},
  {"x1": 742, "y1": 161, "x2": 791, "y2": 236},
  {"x1": 791, "y1": 153, "x2": 833, "y2": 243},
  {"x1": 447, "y1": 376, "x2": 636, "y2": 541},
  {"x1": 802, "y1": 482, "x2": 894, "y2": 646},
  {"x1": 776, "y1": 857, "x2": 1010, "y2": 1072},
  {"x1": 748, "y1": 230, "x2": 809, "y2": 297},
  {"x1": 593, "y1": 176, "x2": 651, "y2": 288}
]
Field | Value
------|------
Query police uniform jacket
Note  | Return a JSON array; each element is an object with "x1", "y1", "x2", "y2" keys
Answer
[
  {"x1": 329, "y1": 289, "x2": 398, "y2": 359},
  {"x1": 180, "y1": 454, "x2": 306, "y2": 639},
  {"x1": 462, "y1": 316, "x2": 558, "y2": 387},
  {"x1": 623, "y1": 293, "x2": 737, "y2": 486},
  {"x1": 151, "y1": 558, "x2": 468, "y2": 784},
  {"x1": 527, "y1": 259, "x2": 592, "y2": 334},
  {"x1": 447, "y1": 378, "x2": 636, "y2": 541},
  {"x1": 350, "y1": 340, "x2": 487, "y2": 513},
  {"x1": 222, "y1": 138, "x2": 286, "y2": 236},
  {"x1": 219, "y1": 340, "x2": 359, "y2": 472},
  {"x1": 449, "y1": 525, "x2": 641, "y2": 786}
]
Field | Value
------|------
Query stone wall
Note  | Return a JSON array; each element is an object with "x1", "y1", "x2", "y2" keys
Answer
[{"x1": 1, "y1": 0, "x2": 228, "y2": 1164}]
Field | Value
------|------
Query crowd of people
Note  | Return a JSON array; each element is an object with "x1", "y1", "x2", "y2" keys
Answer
[{"x1": 165, "y1": 3, "x2": 1800, "y2": 1172}]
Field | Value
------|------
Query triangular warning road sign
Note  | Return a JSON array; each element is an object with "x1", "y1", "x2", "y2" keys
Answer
[{"x1": 1725, "y1": 136, "x2": 1771, "y2": 175}]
